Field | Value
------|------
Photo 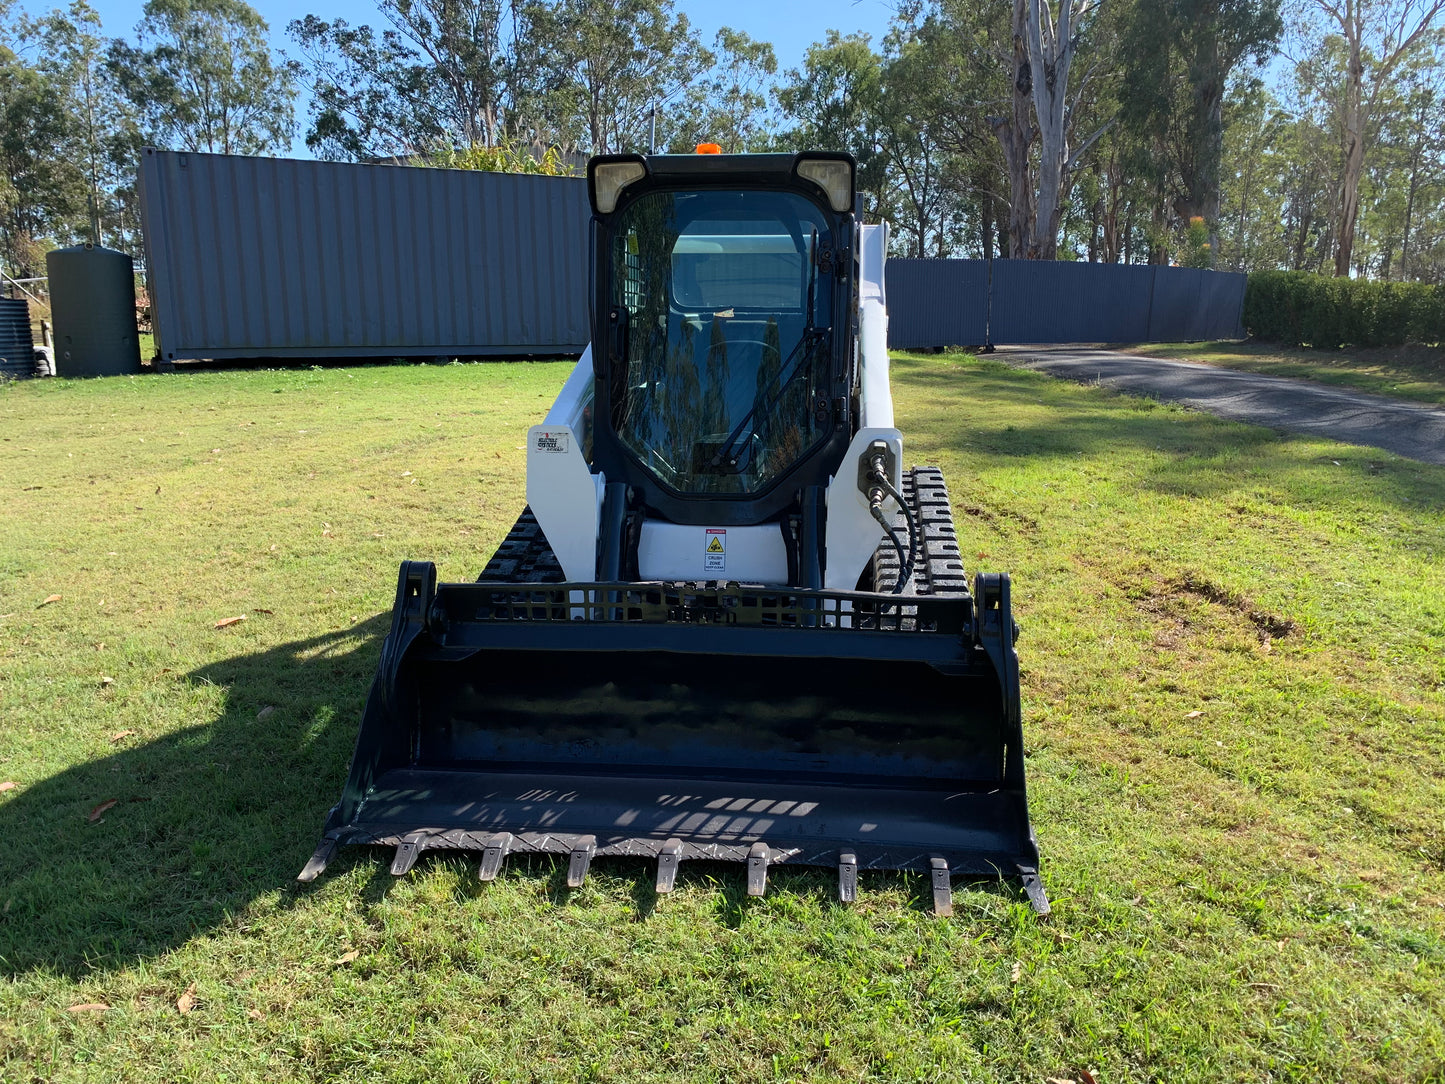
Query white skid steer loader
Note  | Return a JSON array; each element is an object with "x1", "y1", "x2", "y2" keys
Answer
[{"x1": 300, "y1": 149, "x2": 1047, "y2": 915}]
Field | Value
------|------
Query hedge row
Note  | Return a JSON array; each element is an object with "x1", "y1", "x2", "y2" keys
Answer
[{"x1": 1243, "y1": 270, "x2": 1445, "y2": 349}]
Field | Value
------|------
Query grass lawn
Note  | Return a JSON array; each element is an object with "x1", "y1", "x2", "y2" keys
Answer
[
  {"x1": 1122, "y1": 340, "x2": 1445, "y2": 406},
  {"x1": 1, "y1": 355, "x2": 1443, "y2": 1083}
]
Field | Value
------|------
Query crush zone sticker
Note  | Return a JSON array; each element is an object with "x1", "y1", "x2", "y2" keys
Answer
[
  {"x1": 704, "y1": 528, "x2": 726, "y2": 573},
  {"x1": 534, "y1": 430, "x2": 570, "y2": 454}
]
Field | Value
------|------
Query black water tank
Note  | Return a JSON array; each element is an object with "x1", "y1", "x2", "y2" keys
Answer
[
  {"x1": 47, "y1": 245, "x2": 141, "y2": 377},
  {"x1": 0, "y1": 298, "x2": 35, "y2": 380}
]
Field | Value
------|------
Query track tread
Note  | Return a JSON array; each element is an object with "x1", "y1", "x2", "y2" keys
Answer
[
  {"x1": 871, "y1": 467, "x2": 969, "y2": 598},
  {"x1": 478, "y1": 507, "x2": 565, "y2": 583}
]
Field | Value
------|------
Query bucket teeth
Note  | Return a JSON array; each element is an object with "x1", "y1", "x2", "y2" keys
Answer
[
  {"x1": 838, "y1": 852, "x2": 858, "y2": 903},
  {"x1": 746, "y1": 842, "x2": 770, "y2": 897},
  {"x1": 929, "y1": 855, "x2": 953, "y2": 917},
  {"x1": 297, "y1": 836, "x2": 338, "y2": 883},
  {"x1": 1018, "y1": 866, "x2": 1051, "y2": 915},
  {"x1": 390, "y1": 832, "x2": 425, "y2": 876},
  {"x1": 655, "y1": 838, "x2": 683, "y2": 894},
  {"x1": 478, "y1": 832, "x2": 513, "y2": 882},
  {"x1": 566, "y1": 835, "x2": 597, "y2": 888}
]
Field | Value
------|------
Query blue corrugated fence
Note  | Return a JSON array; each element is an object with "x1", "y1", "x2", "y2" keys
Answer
[{"x1": 885, "y1": 258, "x2": 1246, "y2": 348}]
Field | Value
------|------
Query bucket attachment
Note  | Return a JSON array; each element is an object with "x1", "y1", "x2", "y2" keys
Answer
[{"x1": 301, "y1": 561, "x2": 1047, "y2": 914}]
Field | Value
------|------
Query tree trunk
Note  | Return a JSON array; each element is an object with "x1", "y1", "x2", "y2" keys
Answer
[
  {"x1": 987, "y1": 0, "x2": 1036, "y2": 259},
  {"x1": 1401, "y1": 146, "x2": 1420, "y2": 280},
  {"x1": 1333, "y1": 28, "x2": 1366, "y2": 276},
  {"x1": 1025, "y1": 0, "x2": 1079, "y2": 260},
  {"x1": 1102, "y1": 150, "x2": 1122, "y2": 263}
]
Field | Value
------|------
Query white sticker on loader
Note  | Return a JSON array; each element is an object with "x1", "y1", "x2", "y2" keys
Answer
[
  {"x1": 704, "y1": 528, "x2": 726, "y2": 573},
  {"x1": 534, "y1": 430, "x2": 570, "y2": 454}
]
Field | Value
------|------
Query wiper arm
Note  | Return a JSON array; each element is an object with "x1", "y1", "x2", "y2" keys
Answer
[{"x1": 710, "y1": 229, "x2": 828, "y2": 471}]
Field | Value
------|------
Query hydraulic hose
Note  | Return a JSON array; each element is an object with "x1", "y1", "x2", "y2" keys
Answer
[{"x1": 866, "y1": 453, "x2": 919, "y2": 594}]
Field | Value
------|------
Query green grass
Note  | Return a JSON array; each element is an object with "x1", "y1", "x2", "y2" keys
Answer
[
  {"x1": 1122, "y1": 340, "x2": 1445, "y2": 405},
  {"x1": 2, "y1": 355, "x2": 1444, "y2": 1082}
]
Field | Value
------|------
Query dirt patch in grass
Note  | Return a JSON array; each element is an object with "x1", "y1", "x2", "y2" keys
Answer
[{"x1": 1175, "y1": 571, "x2": 1300, "y2": 643}]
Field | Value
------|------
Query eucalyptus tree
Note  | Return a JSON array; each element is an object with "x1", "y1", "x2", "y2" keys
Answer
[
  {"x1": 1295, "y1": 0, "x2": 1445, "y2": 274},
  {"x1": 290, "y1": 0, "x2": 519, "y2": 160},
  {"x1": 0, "y1": 43, "x2": 85, "y2": 275},
  {"x1": 24, "y1": 0, "x2": 141, "y2": 246},
  {"x1": 664, "y1": 28, "x2": 778, "y2": 153},
  {"x1": 110, "y1": 0, "x2": 296, "y2": 156},
  {"x1": 1118, "y1": 0, "x2": 1283, "y2": 262},
  {"x1": 895, "y1": 1, "x2": 1012, "y2": 257},
  {"x1": 776, "y1": 32, "x2": 885, "y2": 213},
  {"x1": 874, "y1": 23, "x2": 968, "y2": 256},
  {"x1": 522, "y1": 0, "x2": 709, "y2": 154}
]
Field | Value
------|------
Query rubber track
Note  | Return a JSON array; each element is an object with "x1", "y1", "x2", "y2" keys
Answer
[
  {"x1": 871, "y1": 466, "x2": 969, "y2": 598},
  {"x1": 478, "y1": 506, "x2": 565, "y2": 583}
]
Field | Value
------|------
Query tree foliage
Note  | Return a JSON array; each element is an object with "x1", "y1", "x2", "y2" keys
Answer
[
  {"x1": 109, "y1": 0, "x2": 296, "y2": 156},
  {"x1": 289, "y1": 0, "x2": 515, "y2": 161},
  {"x1": 0, "y1": 42, "x2": 84, "y2": 275},
  {"x1": 1, "y1": 0, "x2": 1442, "y2": 285},
  {"x1": 1118, "y1": 0, "x2": 1283, "y2": 262}
]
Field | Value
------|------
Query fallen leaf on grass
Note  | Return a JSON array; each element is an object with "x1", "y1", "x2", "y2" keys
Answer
[
  {"x1": 1080, "y1": 1072, "x2": 1099, "y2": 1084},
  {"x1": 100, "y1": 676, "x2": 115, "y2": 688},
  {"x1": 87, "y1": 799, "x2": 118, "y2": 822},
  {"x1": 247, "y1": 1008, "x2": 264, "y2": 1021},
  {"x1": 332, "y1": 950, "x2": 359, "y2": 966},
  {"x1": 108, "y1": 730, "x2": 136, "y2": 743},
  {"x1": 256, "y1": 706, "x2": 275, "y2": 721},
  {"x1": 1184, "y1": 709, "x2": 1204, "y2": 718},
  {"x1": 1045, "y1": 1078, "x2": 1076, "y2": 1084},
  {"x1": 67, "y1": 1003, "x2": 109, "y2": 1013},
  {"x1": 38, "y1": 594, "x2": 62, "y2": 607},
  {"x1": 252, "y1": 608, "x2": 273, "y2": 615},
  {"x1": 0, "y1": 781, "x2": 17, "y2": 793},
  {"x1": 214, "y1": 615, "x2": 246, "y2": 629},
  {"x1": 176, "y1": 982, "x2": 197, "y2": 1014},
  {"x1": 1010, "y1": 960, "x2": 1022, "y2": 983}
]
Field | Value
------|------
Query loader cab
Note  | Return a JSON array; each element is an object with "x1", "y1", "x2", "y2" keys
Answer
[{"x1": 587, "y1": 152, "x2": 858, "y2": 529}]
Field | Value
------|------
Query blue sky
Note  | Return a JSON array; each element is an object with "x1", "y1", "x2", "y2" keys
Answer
[{"x1": 75, "y1": 0, "x2": 900, "y2": 156}]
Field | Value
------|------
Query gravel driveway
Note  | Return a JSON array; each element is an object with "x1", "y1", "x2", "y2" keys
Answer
[{"x1": 993, "y1": 344, "x2": 1445, "y2": 466}]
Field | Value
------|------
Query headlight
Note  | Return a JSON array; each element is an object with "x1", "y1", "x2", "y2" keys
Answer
[
  {"x1": 796, "y1": 156, "x2": 854, "y2": 213},
  {"x1": 591, "y1": 158, "x2": 647, "y2": 214}
]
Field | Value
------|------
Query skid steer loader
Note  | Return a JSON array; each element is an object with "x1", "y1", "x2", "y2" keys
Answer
[{"x1": 300, "y1": 149, "x2": 1047, "y2": 915}]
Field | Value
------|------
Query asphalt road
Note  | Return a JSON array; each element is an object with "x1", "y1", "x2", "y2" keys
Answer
[{"x1": 994, "y1": 344, "x2": 1445, "y2": 467}]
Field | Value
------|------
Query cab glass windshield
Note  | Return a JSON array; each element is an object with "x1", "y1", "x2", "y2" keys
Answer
[{"x1": 609, "y1": 189, "x2": 833, "y2": 496}]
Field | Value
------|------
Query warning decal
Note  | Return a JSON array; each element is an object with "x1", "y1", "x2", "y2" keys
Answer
[
  {"x1": 704, "y1": 528, "x2": 726, "y2": 573},
  {"x1": 534, "y1": 430, "x2": 570, "y2": 454}
]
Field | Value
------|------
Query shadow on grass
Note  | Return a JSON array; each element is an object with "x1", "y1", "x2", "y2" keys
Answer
[
  {"x1": 0, "y1": 614, "x2": 389, "y2": 979},
  {"x1": 0, "y1": 579, "x2": 1040, "y2": 979}
]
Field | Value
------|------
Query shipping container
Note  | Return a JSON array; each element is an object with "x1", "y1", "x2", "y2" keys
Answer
[{"x1": 138, "y1": 149, "x2": 592, "y2": 362}]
